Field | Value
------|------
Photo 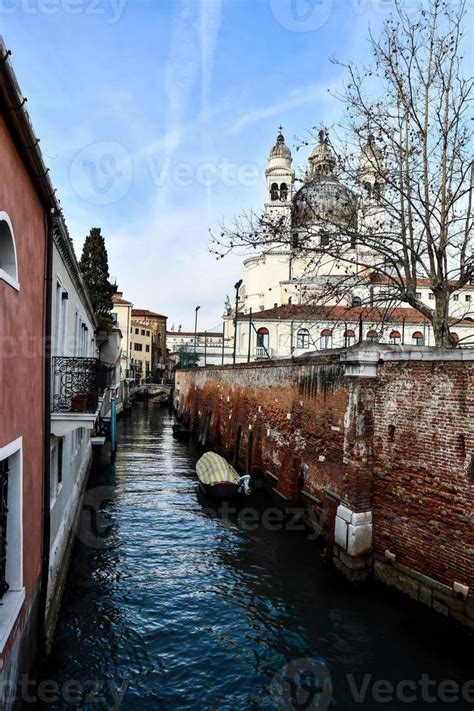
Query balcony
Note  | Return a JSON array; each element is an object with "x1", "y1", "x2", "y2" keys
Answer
[
  {"x1": 51, "y1": 357, "x2": 111, "y2": 436},
  {"x1": 256, "y1": 346, "x2": 273, "y2": 359}
]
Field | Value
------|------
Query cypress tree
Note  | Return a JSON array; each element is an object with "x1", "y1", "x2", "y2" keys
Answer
[{"x1": 79, "y1": 227, "x2": 114, "y2": 318}]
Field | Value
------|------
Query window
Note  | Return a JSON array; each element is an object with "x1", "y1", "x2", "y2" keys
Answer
[
  {"x1": 453, "y1": 294, "x2": 459, "y2": 301},
  {"x1": 256, "y1": 327, "x2": 269, "y2": 350},
  {"x1": 428, "y1": 293, "x2": 434, "y2": 301},
  {"x1": 415, "y1": 292, "x2": 422, "y2": 299},
  {"x1": 466, "y1": 295, "x2": 471, "y2": 302},
  {"x1": 270, "y1": 183, "x2": 279, "y2": 201},
  {"x1": 280, "y1": 183, "x2": 288, "y2": 201},
  {"x1": 351, "y1": 296, "x2": 362, "y2": 307},
  {"x1": 320, "y1": 233, "x2": 330, "y2": 247},
  {"x1": 344, "y1": 329, "x2": 356, "y2": 347},
  {"x1": 134, "y1": 343, "x2": 143, "y2": 351},
  {"x1": 0, "y1": 438, "x2": 24, "y2": 652},
  {"x1": 451, "y1": 332, "x2": 460, "y2": 343},
  {"x1": 135, "y1": 328, "x2": 139, "y2": 334},
  {"x1": 412, "y1": 331, "x2": 424, "y2": 345},
  {"x1": 146, "y1": 345, "x2": 150, "y2": 352},
  {"x1": 320, "y1": 329, "x2": 332, "y2": 349},
  {"x1": 296, "y1": 328, "x2": 310, "y2": 349},
  {"x1": 141, "y1": 329, "x2": 145, "y2": 336},
  {"x1": 0, "y1": 212, "x2": 19, "y2": 290},
  {"x1": 390, "y1": 330, "x2": 401, "y2": 345},
  {"x1": 367, "y1": 330, "x2": 378, "y2": 342}
]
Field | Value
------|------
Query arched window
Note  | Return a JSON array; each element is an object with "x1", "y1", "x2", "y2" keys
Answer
[
  {"x1": 344, "y1": 329, "x2": 356, "y2": 347},
  {"x1": 451, "y1": 332, "x2": 460, "y2": 343},
  {"x1": 373, "y1": 182, "x2": 381, "y2": 201},
  {"x1": 412, "y1": 331, "x2": 424, "y2": 346},
  {"x1": 296, "y1": 328, "x2": 310, "y2": 349},
  {"x1": 270, "y1": 183, "x2": 279, "y2": 201},
  {"x1": 363, "y1": 182, "x2": 372, "y2": 199},
  {"x1": 351, "y1": 296, "x2": 362, "y2": 307},
  {"x1": 367, "y1": 330, "x2": 378, "y2": 342},
  {"x1": 320, "y1": 328, "x2": 332, "y2": 350},
  {"x1": 256, "y1": 327, "x2": 269, "y2": 349},
  {"x1": 280, "y1": 183, "x2": 288, "y2": 201},
  {"x1": 389, "y1": 330, "x2": 401, "y2": 345},
  {"x1": 0, "y1": 212, "x2": 19, "y2": 290}
]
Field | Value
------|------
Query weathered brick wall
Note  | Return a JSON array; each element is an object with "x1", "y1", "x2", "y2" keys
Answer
[
  {"x1": 372, "y1": 360, "x2": 474, "y2": 592},
  {"x1": 175, "y1": 356, "x2": 349, "y2": 535}
]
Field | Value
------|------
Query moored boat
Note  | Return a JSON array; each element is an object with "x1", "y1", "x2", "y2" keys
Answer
[{"x1": 196, "y1": 451, "x2": 243, "y2": 499}]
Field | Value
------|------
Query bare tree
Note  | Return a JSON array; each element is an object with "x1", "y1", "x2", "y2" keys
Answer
[{"x1": 212, "y1": 0, "x2": 473, "y2": 347}]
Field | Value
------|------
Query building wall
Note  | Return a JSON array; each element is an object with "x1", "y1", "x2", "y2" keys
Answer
[
  {"x1": 0, "y1": 113, "x2": 47, "y2": 694},
  {"x1": 231, "y1": 315, "x2": 474, "y2": 361},
  {"x1": 132, "y1": 313, "x2": 167, "y2": 374},
  {"x1": 111, "y1": 301, "x2": 132, "y2": 377},
  {"x1": 129, "y1": 321, "x2": 152, "y2": 380},
  {"x1": 46, "y1": 240, "x2": 98, "y2": 645},
  {"x1": 175, "y1": 347, "x2": 474, "y2": 628}
]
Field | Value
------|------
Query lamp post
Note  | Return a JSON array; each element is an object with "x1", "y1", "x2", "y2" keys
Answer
[
  {"x1": 194, "y1": 306, "x2": 201, "y2": 361},
  {"x1": 232, "y1": 279, "x2": 243, "y2": 364}
]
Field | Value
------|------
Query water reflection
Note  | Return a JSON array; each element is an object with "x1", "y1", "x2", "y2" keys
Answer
[{"x1": 39, "y1": 405, "x2": 472, "y2": 710}]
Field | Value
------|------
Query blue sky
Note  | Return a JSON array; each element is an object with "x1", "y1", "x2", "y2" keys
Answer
[{"x1": 0, "y1": 0, "x2": 441, "y2": 329}]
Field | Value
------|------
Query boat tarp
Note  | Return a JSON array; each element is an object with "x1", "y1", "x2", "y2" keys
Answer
[{"x1": 196, "y1": 452, "x2": 240, "y2": 486}]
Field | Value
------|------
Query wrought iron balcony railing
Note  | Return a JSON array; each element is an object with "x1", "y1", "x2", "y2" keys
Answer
[{"x1": 52, "y1": 357, "x2": 112, "y2": 414}]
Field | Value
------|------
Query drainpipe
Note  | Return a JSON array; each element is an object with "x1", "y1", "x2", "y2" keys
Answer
[{"x1": 37, "y1": 208, "x2": 54, "y2": 658}]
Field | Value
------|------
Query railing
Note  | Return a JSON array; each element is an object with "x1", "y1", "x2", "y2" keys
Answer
[
  {"x1": 256, "y1": 346, "x2": 272, "y2": 359},
  {"x1": 52, "y1": 357, "x2": 112, "y2": 413}
]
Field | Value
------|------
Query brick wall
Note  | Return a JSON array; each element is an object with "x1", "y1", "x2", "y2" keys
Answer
[
  {"x1": 175, "y1": 347, "x2": 474, "y2": 626},
  {"x1": 372, "y1": 360, "x2": 474, "y2": 592}
]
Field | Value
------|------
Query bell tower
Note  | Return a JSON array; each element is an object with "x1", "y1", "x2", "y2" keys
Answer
[
  {"x1": 264, "y1": 127, "x2": 294, "y2": 226},
  {"x1": 358, "y1": 134, "x2": 385, "y2": 234}
]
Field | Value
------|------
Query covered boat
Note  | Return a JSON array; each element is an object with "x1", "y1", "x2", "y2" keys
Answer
[{"x1": 195, "y1": 452, "x2": 241, "y2": 499}]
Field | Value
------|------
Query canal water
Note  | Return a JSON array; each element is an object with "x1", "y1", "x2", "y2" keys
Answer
[{"x1": 40, "y1": 404, "x2": 472, "y2": 710}]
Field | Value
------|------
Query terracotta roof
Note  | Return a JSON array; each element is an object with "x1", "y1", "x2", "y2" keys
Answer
[
  {"x1": 112, "y1": 294, "x2": 133, "y2": 305},
  {"x1": 132, "y1": 309, "x2": 167, "y2": 319},
  {"x1": 238, "y1": 303, "x2": 474, "y2": 327}
]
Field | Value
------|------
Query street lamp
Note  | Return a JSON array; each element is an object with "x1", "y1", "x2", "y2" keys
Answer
[
  {"x1": 232, "y1": 279, "x2": 243, "y2": 364},
  {"x1": 194, "y1": 306, "x2": 201, "y2": 359}
]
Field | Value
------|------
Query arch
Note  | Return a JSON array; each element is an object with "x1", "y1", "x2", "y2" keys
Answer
[
  {"x1": 0, "y1": 212, "x2": 19, "y2": 290},
  {"x1": 344, "y1": 329, "x2": 356, "y2": 347},
  {"x1": 412, "y1": 330, "x2": 424, "y2": 345},
  {"x1": 351, "y1": 296, "x2": 362, "y2": 307},
  {"x1": 270, "y1": 183, "x2": 279, "y2": 201},
  {"x1": 366, "y1": 329, "x2": 378, "y2": 342},
  {"x1": 389, "y1": 330, "x2": 401, "y2": 344},
  {"x1": 451, "y1": 332, "x2": 460, "y2": 343},
  {"x1": 280, "y1": 182, "x2": 288, "y2": 201},
  {"x1": 320, "y1": 328, "x2": 332, "y2": 349},
  {"x1": 296, "y1": 328, "x2": 310, "y2": 349}
]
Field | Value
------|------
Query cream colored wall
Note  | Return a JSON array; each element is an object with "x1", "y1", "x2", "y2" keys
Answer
[
  {"x1": 111, "y1": 303, "x2": 132, "y2": 376},
  {"x1": 130, "y1": 322, "x2": 152, "y2": 379}
]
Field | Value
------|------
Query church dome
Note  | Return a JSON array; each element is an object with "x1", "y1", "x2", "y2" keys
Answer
[
  {"x1": 269, "y1": 131, "x2": 291, "y2": 160},
  {"x1": 292, "y1": 131, "x2": 357, "y2": 230}
]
